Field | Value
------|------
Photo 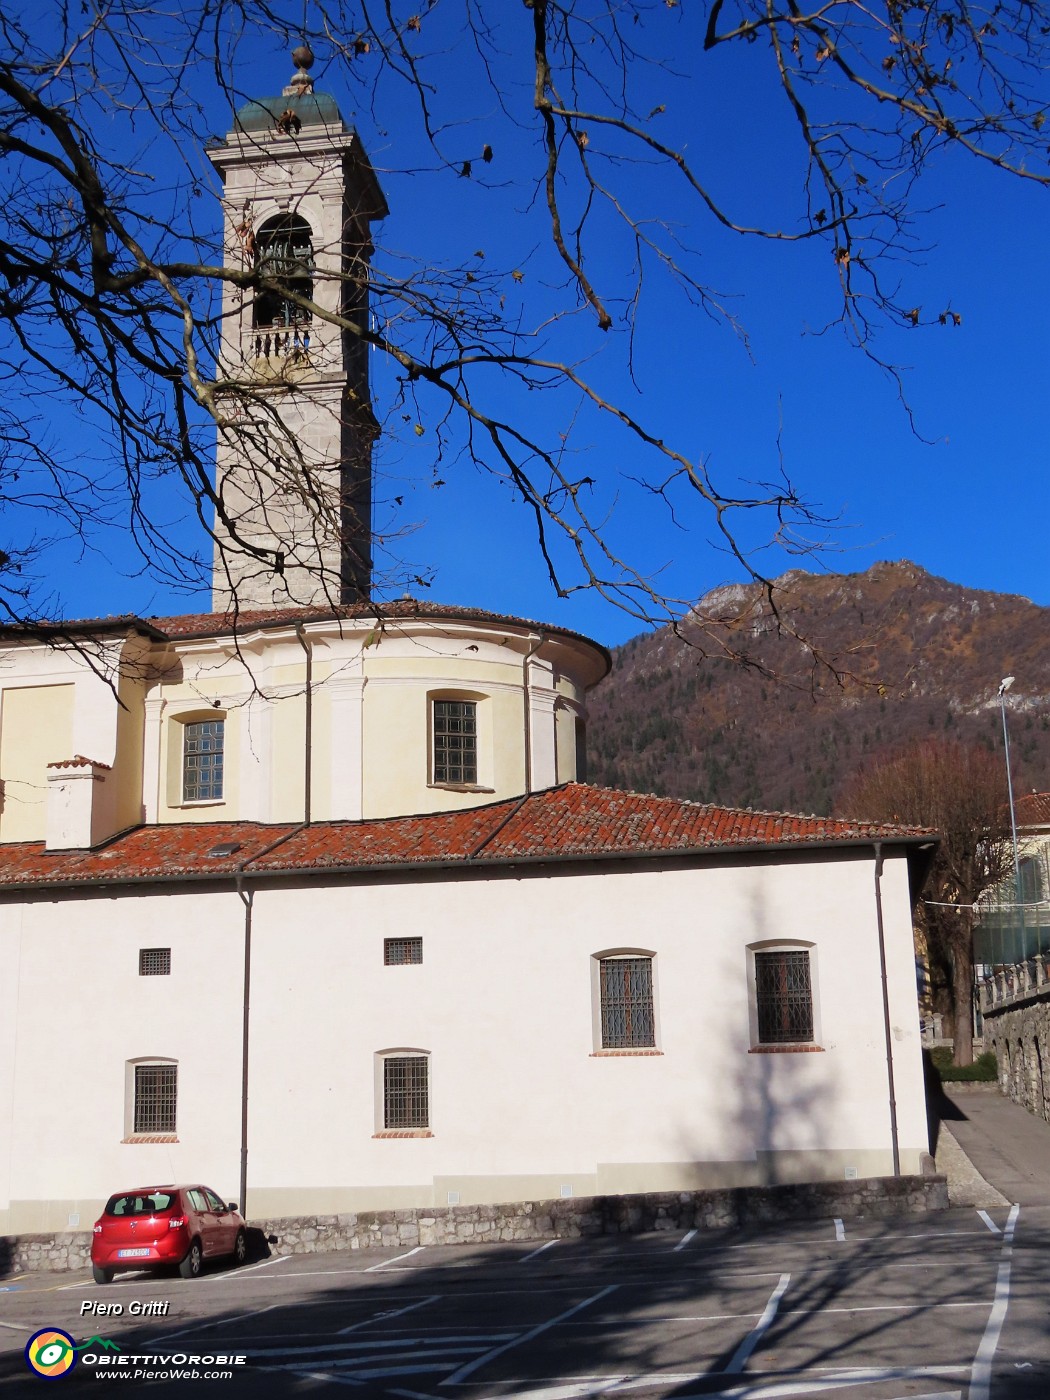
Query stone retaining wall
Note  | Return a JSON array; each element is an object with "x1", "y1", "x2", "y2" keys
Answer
[
  {"x1": 984, "y1": 999, "x2": 1050, "y2": 1122},
  {"x1": 1, "y1": 1175, "x2": 948, "y2": 1275}
]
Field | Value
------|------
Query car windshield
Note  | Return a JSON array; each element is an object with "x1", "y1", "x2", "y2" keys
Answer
[{"x1": 105, "y1": 1191, "x2": 176, "y2": 1217}]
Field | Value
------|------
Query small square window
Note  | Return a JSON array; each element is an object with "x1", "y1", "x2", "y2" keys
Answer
[
  {"x1": 133, "y1": 1063, "x2": 177, "y2": 1134},
  {"x1": 139, "y1": 948, "x2": 171, "y2": 977},
  {"x1": 433, "y1": 700, "x2": 477, "y2": 785},
  {"x1": 384, "y1": 1055, "x2": 429, "y2": 1129},
  {"x1": 385, "y1": 937, "x2": 423, "y2": 966},
  {"x1": 755, "y1": 950, "x2": 814, "y2": 1044}
]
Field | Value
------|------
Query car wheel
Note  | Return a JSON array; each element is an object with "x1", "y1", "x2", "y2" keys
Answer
[
  {"x1": 178, "y1": 1240, "x2": 203, "y2": 1280},
  {"x1": 92, "y1": 1264, "x2": 113, "y2": 1285},
  {"x1": 233, "y1": 1229, "x2": 247, "y2": 1266}
]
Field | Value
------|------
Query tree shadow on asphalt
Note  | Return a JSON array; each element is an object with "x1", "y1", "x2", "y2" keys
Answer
[{"x1": 3, "y1": 1210, "x2": 1048, "y2": 1399}]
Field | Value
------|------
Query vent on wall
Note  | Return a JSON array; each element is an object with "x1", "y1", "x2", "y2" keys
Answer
[{"x1": 139, "y1": 948, "x2": 171, "y2": 977}]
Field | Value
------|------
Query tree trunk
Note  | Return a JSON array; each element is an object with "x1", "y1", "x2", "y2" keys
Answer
[{"x1": 951, "y1": 938, "x2": 974, "y2": 1067}]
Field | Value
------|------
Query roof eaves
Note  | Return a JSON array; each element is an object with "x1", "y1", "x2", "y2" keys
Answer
[{"x1": 0, "y1": 827, "x2": 938, "y2": 896}]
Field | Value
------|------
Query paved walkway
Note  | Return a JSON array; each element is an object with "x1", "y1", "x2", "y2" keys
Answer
[{"x1": 938, "y1": 1084, "x2": 1050, "y2": 1206}]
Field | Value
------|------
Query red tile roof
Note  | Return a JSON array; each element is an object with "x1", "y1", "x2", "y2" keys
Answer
[
  {"x1": 0, "y1": 784, "x2": 935, "y2": 892},
  {"x1": 46, "y1": 756, "x2": 112, "y2": 771},
  {"x1": 1014, "y1": 792, "x2": 1050, "y2": 828},
  {"x1": 150, "y1": 599, "x2": 569, "y2": 638}
]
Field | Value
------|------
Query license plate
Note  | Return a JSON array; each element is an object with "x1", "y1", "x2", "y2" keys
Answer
[{"x1": 117, "y1": 1248, "x2": 151, "y2": 1258}]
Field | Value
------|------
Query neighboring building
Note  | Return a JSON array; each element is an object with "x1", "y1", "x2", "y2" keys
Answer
[
  {"x1": 0, "y1": 52, "x2": 937, "y2": 1238},
  {"x1": 978, "y1": 792, "x2": 1050, "y2": 1123},
  {"x1": 976, "y1": 791, "x2": 1050, "y2": 967}
]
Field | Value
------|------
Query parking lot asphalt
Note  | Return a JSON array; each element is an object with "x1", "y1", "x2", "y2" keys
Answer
[{"x1": 2, "y1": 1206, "x2": 1048, "y2": 1400}]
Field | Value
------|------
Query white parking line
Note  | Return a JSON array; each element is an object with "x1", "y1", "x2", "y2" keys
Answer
[
  {"x1": 208, "y1": 1253, "x2": 294, "y2": 1279},
  {"x1": 469, "y1": 1366, "x2": 967, "y2": 1400},
  {"x1": 440, "y1": 1285, "x2": 619, "y2": 1385},
  {"x1": 726, "y1": 1274, "x2": 791, "y2": 1374},
  {"x1": 976, "y1": 1210, "x2": 1001, "y2": 1235},
  {"x1": 366, "y1": 1246, "x2": 426, "y2": 1272},
  {"x1": 156, "y1": 1302, "x2": 283, "y2": 1344},
  {"x1": 674, "y1": 1230, "x2": 698, "y2": 1253},
  {"x1": 521, "y1": 1241, "x2": 559, "y2": 1264},
  {"x1": 833, "y1": 1219, "x2": 845, "y2": 1242},
  {"x1": 969, "y1": 1204, "x2": 1020, "y2": 1400},
  {"x1": 337, "y1": 1294, "x2": 439, "y2": 1335}
]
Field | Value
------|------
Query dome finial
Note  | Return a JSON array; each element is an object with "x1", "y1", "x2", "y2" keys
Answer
[{"x1": 288, "y1": 43, "x2": 315, "y2": 94}]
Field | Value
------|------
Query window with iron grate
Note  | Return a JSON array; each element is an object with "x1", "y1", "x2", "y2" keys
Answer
[
  {"x1": 384, "y1": 937, "x2": 423, "y2": 966},
  {"x1": 432, "y1": 699, "x2": 477, "y2": 785},
  {"x1": 183, "y1": 719, "x2": 224, "y2": 802},
  {"x1": 133, "y1": 1063, "x2": 177, "y2": 1134},
  {"x1": 383, "y1": 1055, "x2": 429, "y2": 1129},
  {"x1": 754, "y1": 949, "x2": 814, "y2": 1044},
  {"x1": 599, "y1": 956, "x2": 655, "y2": 1049},
  {"x1": 139, "y1": 947, "x2": 171, "y2": 977}
]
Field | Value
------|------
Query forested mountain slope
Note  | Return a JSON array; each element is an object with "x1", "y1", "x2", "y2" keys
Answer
[{"x1": 588, "y1": 562, "x2": 1050, "y2": 816}]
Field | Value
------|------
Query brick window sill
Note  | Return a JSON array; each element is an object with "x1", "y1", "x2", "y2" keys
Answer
[
  {"x1": 749, "y1": 1044, "x2": 825, "y2": 1054},
  {"x1": 372, "y1": 1129, "x2": 434, "y2": 1139},
  {"x1": 428, "y1": 783, "x2": 494, "y2": 795},
  {"x1": 121, "y1": 1134, "x2": 179, "y2": 1143},
  {"x1": 590, "y1": 1049, "x2": 664, "y2": 1057}
]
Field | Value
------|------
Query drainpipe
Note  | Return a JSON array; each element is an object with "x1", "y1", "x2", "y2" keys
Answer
[
  {"x1": 874, "y1": 841, "x2": 902, "y2": 1177},
  {"x1": 236, "y1": 868, "x2": 253, "y2": 1216},
  {"x1": 235, "y1": 625, "x2": 316, "y2": 1213},
  {"x1": 235, "y1": 821, "x2": 307, "y2": 1219},
  {"x1": 521, "y1": 632, "x2": 545, "y2": 797},
  {"x1": 294, "y1": 623, "x2": 314, "y2": 825}
]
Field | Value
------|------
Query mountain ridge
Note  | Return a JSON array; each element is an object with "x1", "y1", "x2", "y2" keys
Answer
[{"x1": 587, "y1": 562, "x2": 1050, "y2": 818}]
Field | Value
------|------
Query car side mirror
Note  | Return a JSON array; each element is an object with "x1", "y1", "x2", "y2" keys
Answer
[{"x1": 228, "y1": 1202, "x2": 238, "y2": 1213}]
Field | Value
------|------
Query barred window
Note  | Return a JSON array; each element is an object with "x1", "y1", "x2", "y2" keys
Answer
[
  {"x1": 139, "y1": 948, "x2": 171, "y2": 977},
  {"x1": 183, "y1": 720, "x2": 224, "y2": 802},
  {"x1": 383, "y1": 1056, "x2": 429, "y2": 1129},
  {"x1": 755, "y1": 950, "x2": 814, "y2": 1044},
  {"x1": 433, "y1": 700, "x2": 477, "y2": 785},
  {"x1": 385, "y1": 937, "x2": 423, "y2": 966},
  {"x1": 599, "y1": 956, "x2": 655, "y2": 1049},
  {"x1": 134, "y1": 1063, "x2": 177, "y2": 1134}
]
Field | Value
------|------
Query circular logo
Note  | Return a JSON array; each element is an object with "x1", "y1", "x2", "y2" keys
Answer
[{"x1": 25, "y1": 1328, "x2": 78, "y2": 1379}]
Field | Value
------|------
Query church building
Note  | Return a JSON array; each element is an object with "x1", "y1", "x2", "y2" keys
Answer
[{"x1": 0, "y1": 54, "x2": 935, "y2": 1243}]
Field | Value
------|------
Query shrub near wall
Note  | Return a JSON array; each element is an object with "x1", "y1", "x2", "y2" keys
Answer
[{"x1": 1, "y1": 1176, "x2": 948, "y2": 1275}]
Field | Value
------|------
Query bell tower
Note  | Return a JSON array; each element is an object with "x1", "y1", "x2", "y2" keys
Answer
[{"x1": 206, "y1": 48, "x2": 387, "y2": 611}]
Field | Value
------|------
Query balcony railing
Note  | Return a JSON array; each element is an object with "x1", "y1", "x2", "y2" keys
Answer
[{"x1": 980, "y1": 953, "x2": 1050, "y2": 1012}]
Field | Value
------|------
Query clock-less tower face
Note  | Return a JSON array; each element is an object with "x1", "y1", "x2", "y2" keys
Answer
[{"x1": 206, "y1": 58, "x2": 387, "y2": 612}]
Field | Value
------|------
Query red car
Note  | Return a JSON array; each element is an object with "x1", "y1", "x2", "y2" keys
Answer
[{"x1": 91, "y1": 1184, "x2": 247, "y2": 1283}]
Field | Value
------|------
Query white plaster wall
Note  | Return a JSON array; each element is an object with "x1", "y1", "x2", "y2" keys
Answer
[
  {"x1": 1, "y1": 848, "x2": 928, "y2": 1227},
  {"x1": 3, "y1": 892, "x2": 244, "y2": 1232}
]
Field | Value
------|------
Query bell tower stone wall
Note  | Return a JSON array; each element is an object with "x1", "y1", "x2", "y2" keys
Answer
[{"x1": 207, "y1": 54, "x2": 387, "y2": 611}]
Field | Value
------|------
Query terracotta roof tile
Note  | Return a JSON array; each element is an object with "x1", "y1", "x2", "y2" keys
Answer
[
  {"x1": 1014, "y1": 791, "x2": 1050, "y2": 827},
  {"x1": 46, "y1": 755, "x2": 112, "y2": 771},
  {"x1": 146, "y1": 600, "x2": 608, "y2": 660},
  {"x1": 0, "y1": 785, "x2": 936, "y2": 892}
]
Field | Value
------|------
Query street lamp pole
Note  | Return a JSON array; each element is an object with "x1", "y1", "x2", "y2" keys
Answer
[{"x1": 998, "y1": 676, "x2": 1022, "y2": 962}]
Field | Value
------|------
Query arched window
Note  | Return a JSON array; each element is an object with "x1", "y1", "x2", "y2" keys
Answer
[{"x1": 254, "y1": 214, "x2": 315, "y2": 327}]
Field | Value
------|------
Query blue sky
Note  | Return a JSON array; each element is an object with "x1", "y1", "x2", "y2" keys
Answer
[{"x1": 16, "y1": 7, "x2": 1050, "y2": 647}]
